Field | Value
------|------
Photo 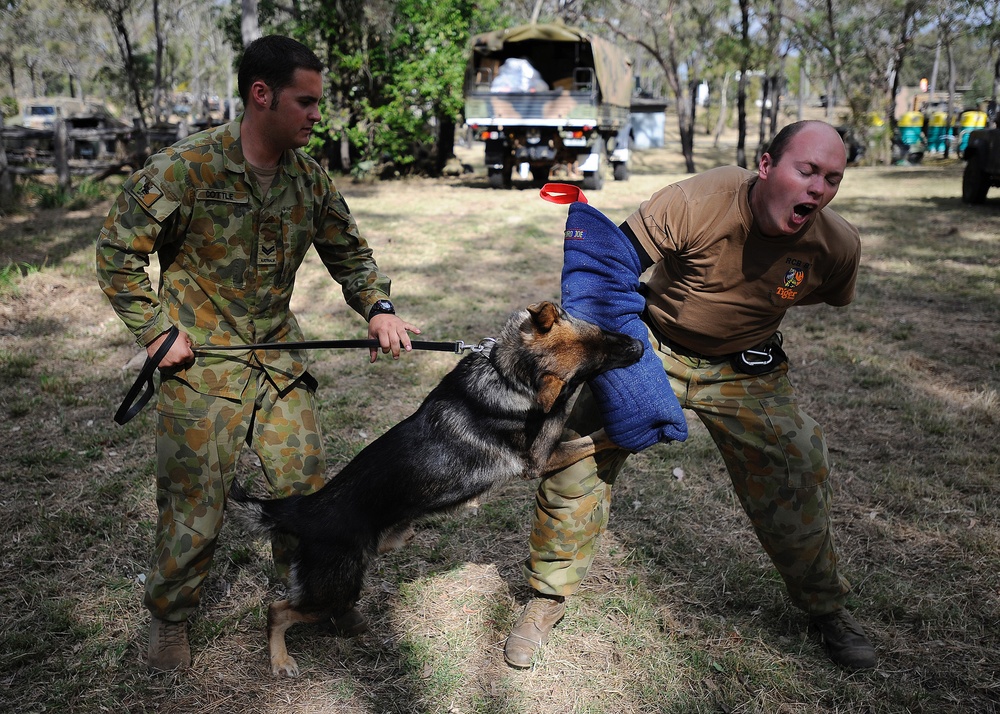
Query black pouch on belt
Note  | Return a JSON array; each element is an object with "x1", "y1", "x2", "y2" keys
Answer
[{"x1": 730, "y1": 333, "x2": 787, "y2": 376}]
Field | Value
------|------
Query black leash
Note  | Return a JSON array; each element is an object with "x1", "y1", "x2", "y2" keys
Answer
[
  {"x1": 114, "y1": 327, "x2": 180, "y2": 425},
  {"x1": 114, "y1": 326, "x2": 490, "y2": 425},
  {"x1": 193, "y1": 338, "x2": 466, "y2": 354}
]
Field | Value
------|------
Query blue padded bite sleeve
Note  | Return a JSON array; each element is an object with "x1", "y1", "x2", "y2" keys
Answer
[{"x1": 560, "y1": 201, "x2": 687, "y2": 451}]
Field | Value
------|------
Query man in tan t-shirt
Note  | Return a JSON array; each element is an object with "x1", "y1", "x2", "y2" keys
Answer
[{"x1": 505, "y1": 121, "x2": 876, "y2": 671}]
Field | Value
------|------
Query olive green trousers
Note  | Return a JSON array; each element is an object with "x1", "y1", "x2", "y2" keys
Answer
[
  {"x1": 145, "y1": 369, "x2": 327, "y2": 621},
  {"x1": 524, "y1": 331, "x2": 851, "y2": 615}
]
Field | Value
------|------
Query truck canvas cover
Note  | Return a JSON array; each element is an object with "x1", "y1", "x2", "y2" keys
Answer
[{"x1": 467, "y1": 23, "x2": 633, "y2": 111}]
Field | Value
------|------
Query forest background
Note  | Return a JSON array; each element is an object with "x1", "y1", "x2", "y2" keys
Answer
[
  {"x1": 1, "y1": 1, "x2": 1000, "y2": 712},
  {"x1": 2, "y1": 0, "x2": 1000, "y2": 187}
]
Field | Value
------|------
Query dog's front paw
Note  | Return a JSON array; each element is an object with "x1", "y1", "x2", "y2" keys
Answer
[{"x1": 271, "y1": 654, "x2": 300, "y2": 678}]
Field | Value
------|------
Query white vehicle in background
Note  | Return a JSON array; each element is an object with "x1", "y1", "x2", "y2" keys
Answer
[{"x1": 19, "y1": 98, "x2": 110, "y2": 130}]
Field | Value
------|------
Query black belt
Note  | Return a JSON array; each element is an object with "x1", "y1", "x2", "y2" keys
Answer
[
  {"x1": 643, "y1": 314, "x2": 786, "y2": 374},
  {"x1": 643, "y1": 315, "x2": 728, "y2": 363}
]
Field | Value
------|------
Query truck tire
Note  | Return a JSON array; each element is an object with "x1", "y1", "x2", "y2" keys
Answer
[
  {"x1": 581, "y1": 137, "x2": 605, "y2": 190},
  {"x1": 582, "y1": 170, "x2": 604, "y2": 190},
  {"x1": 488, "y1": 152, "x2": 514, "y2": 189},
  {"x1": 488, "y1": 169, "x2": 507, "y2": 189},
  {"x1": 962, "y1": 154, "x2": 990, "y2": 204},
  {"x1": 530, "y1": 165, "x2": 552, "y2": 185},
  {"x1": 613, "y1": 162, "x2": 629, "y2": 181}
]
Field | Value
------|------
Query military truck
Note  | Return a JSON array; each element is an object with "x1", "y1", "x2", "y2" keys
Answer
[
  {"x1": 463, "y1": 23, "x2": 633, "y2": 190},
  {"x1": 961, "y1": 126, "x2": 1000, "y2": 204}
]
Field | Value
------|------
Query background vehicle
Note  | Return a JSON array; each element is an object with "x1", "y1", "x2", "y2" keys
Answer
[
  {"x1": 463, "y1": 23, "x2": 633, "y2": 190},
  {"x1": 19, "y1": 98, "x2": 109, "y2": 130},
  {"x1": 961, "y1": 126, "x2": 1000, "y2": 204}
]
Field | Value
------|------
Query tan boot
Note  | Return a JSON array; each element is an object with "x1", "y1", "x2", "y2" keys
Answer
[
  {"x1": 148, "y1": 617, "x2": 191, "y2": 672},
  {"x1": 504, "y1": 596, "x2": 566, "y2": 668}
]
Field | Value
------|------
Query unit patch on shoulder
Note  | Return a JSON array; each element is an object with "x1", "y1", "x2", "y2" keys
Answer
[{"x1": 134, "y1": 176, "x2": 163, "y2": 209}]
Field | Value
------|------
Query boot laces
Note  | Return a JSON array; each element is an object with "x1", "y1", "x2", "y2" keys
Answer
[
  {"x1": 160, "y1": 621, "x2": 187, "y2": 646},
  {"x1": 520, "y1": 598, "x2": 562, "y2": 629},
  {"x1": 816, "y1": 609, "x2": 867, "y2": 644}
]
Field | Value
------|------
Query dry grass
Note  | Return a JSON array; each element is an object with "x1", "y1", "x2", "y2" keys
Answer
[{"x1": 1, "y1": 120, "x2": 999, "y2": 713}]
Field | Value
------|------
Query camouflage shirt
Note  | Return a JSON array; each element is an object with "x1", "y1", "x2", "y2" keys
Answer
[{"x1": 96, "y1": 116, "x2": 392, "y2": 398}]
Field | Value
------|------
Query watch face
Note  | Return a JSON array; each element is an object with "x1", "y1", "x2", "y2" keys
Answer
[{"x1": 374, "y1": 300, "x2": 394, "y2": 312}]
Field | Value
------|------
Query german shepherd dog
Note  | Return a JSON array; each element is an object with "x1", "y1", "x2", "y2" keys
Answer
[{"x1": 229, "y1": 301, "x2": 642, "y2": 676}]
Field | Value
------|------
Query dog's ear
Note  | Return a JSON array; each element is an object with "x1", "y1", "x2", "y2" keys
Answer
[
  {"x1": 537, "y1": 373, "x2": 565, "y2": 413},
  {"x1": 527, "y1": 301, "x2": 560, "y2": 333}
]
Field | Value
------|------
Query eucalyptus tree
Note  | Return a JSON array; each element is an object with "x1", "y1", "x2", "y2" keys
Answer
[
  {"x1": 789, "y1": 0, "x2": 851, "y2": 122},
  {"x1": 586, "y1": 0, "x2": 709, "y2": 172},
  {"x1": 82, "y1": 0, "x2": 150, "y2": 151},
  {"x1": 869, "y1": 0, "x2": 927, "y2": 132},
  {"x1": 0, "y1": 1, "x2": 28, "y2": 97},
  {"x1": 755, "y1": 0, "x2": 789, "y2": 149},
  {"x1": 10, "y1": 0, "x2": 50, "y2": 97},
  {"x1": 241, "y1": 0, "x2": 260, "y2": 45},
  {"x1": 46, "y1": 4, "x2": 105, "y2": 100},
  {"x1": 969, "y1": 0, "x2": 1000, "y2": 103}
]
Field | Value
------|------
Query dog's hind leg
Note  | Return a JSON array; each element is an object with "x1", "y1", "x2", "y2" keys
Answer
[
  {"x1": 267, "y1": 600, "x2": 328, "y2": 677},
  {"x1": 377, "y1": 522, "x2": 416, "y2": 554}
]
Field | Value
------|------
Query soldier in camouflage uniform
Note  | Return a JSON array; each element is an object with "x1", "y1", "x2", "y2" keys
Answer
[
  {"x1": 505, "y1": 121, "x2": 877, "y2": 671},
  {"x1": 96, "y1": 35, "x2": 419, "y2": 672}
]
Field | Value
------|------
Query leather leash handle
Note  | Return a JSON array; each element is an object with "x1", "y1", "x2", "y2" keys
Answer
[
  {"x1": 114, "y1": 326, "x2": 179, "y2": 425},
  {"x1": 539, "y1": 182, "x2": 588, "y2": 205}
]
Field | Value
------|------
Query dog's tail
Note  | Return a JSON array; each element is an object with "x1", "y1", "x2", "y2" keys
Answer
[{"x1": 227, "y1": 480, "x2": 293, "y2": 539}]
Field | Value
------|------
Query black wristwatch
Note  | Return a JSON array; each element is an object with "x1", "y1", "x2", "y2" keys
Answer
[{"x1": 368, "y1": 299, "x2": 395, "y2": 320}]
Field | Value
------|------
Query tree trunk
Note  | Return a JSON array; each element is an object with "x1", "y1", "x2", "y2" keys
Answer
[
  {"x1": 737, "y1": 0, "x2": 750, "y2": 168},
  {"x1": 713, "y1": 71, "x2": 730, "y2": 147},
  {"x1": 4, "y1": 59, "x2": 16, "y2": 96},
  {"x1": 679, "y1": 84, "x2": 695, "y2": 173},
  {"x1": 798, "y1": 56, "x2": 807, "y2": 121},
  {"x1": 770, "y1": 72, "x2": 783, "y2": 137},
  {"x1": 944, "y1": 41, "x2": 957, "y2": 158},
  {"x1": 0, "y1": 112, "x2": 12, "y2": 212},
  {"x1": 106, "y1": 9, "x2": 148, "y2": 155},
  {"x1": 242, "y1": 0, "x2": 261, "y2": 46},
  {"x1": 824, "y1": 0, "x2": 842, "y2": 121},
  {"x1": 993, "y1": 54, "x2": 1000, "y2": 114},
  {"x1": 825, "y1": 74, "x2": 838, "y2": 121},
  {"x1": 758, "y1": 76, "x2": 770, "y2": 155},
  {"x1": 436, "y1": 115, "x2": 455, "y2": 176},
  {"x1": 929, "y1": 38, "x2": 940, "y2": 101},
  {"x1": 339, "y1": 133, "x2": 351, "y2": 172},
  {"x1": 152, "y1": 0, "x2": 166, "y2": 124},
  {"x1": 55, "y1": 119, "x2": 71, "y2": 192}
]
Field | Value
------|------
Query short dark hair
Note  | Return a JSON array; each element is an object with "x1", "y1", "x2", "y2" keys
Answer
[
  {"x1": 764, "y1": 120, "x2": 834, "y2": 164},
  {"x1": 237, "y1": 35, "x2": 324, "y2": 104}
]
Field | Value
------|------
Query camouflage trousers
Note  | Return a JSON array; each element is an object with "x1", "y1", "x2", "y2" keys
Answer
[
  {"x1": 524, "y1": 329, "x2": 851, "y2": 616},
  {"x1": 145, "y1": 368, "x2": 327, "y2": 622}
]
